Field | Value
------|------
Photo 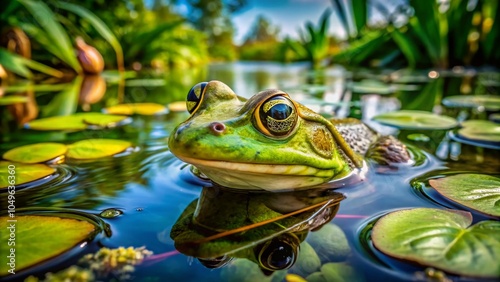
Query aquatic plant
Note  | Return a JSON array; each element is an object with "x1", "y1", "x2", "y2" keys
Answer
[
  {"x1": 282, "y1": 9, "x2": 333, "y2": 69},
  {"x1": 333, "y1": 0, "x2": 500, "y2": 68}
]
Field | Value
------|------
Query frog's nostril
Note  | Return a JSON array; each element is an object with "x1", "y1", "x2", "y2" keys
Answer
[{"x1": 209, "y1": 122, "x2": 226, "y2": 135}]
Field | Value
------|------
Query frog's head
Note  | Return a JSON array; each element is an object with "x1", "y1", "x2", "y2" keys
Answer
[{"x1": 168, "y1": 81, "x2": 361, "y2": 190}]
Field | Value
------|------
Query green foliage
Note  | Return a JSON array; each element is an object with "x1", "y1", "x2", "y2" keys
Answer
[
  {"x1": 239, "y1": 16, "x2": 281, "y2": 61},
  {"x1": 282, "y1": 9, "x2": 334, "y2": 68},
  {"x1": 335, "y1": 0, "x2": 500, "y2": 68}
]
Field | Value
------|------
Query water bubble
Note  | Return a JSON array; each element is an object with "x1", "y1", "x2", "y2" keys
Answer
[{"x1": 100, "y1": 208, "x2": 123, "y2": 218}]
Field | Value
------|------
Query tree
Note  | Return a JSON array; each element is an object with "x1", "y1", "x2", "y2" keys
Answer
[
  {"x1": 243, "y1": 15, "x2": 280, "y2": 44},
  {"x1": 186, "y1": 0, "x2": 246, "y2": 60}
]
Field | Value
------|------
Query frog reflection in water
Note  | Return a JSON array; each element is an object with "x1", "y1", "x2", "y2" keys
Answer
[
  {"x1": 169, "y1": 81, "x2": 411, "y2": 190},
  {"x1": 170, "y1": 188, "x2": 344, "y2": 274}
]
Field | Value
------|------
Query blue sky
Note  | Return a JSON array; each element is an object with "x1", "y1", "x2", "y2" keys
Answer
[
  {"x1": 232, "y1": 0, "x2": 345, "y2": 44},
  {"x1": 173, "y1": 0, "x2": 346, "y2": 44}
]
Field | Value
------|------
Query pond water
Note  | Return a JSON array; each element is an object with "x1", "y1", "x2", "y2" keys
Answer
[{"x1": 1, "y1": 62, "x2": 499, "y2": 281}]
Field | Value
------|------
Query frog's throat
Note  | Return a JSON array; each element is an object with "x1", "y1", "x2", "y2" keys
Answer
[{"x1": 178, "y1": 156, "x2": 343, "y2": 191}]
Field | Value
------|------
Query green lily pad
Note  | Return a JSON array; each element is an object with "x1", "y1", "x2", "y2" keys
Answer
[
  {"x1": 458, "y1": 120, "x2": 500, "y2": 143},
  {"x1": 67, "y1": 139, "x2": 132, "y2": 159},
  {"x1": 372, "y1": 110, "x2": 458, "y2": 130},
  {"x1": 0, "y1": 215, "x2": 96, "y2": 275},
  {"x1": 372, "y1": 208, "x2": 500, "y2": 278},
  {"x1": 429, "y1": 174, "x2": 500, "y2": 218},
  {"x1": 442, "y1": 95, "x2": 500, "y2": 111},
  {"x1": 3, "y1": 143, "x2": 67, "y2": 164},
  {"x1": 0, "y1": 96, "x2": 29, "y2": 105},
  {"x1": 0, "y1": 161, "x2": 56, "y2": 189},
  {"x1": 103, "y1": 103, "x2": 167, "y2": 115},
  {"x1": 26, "y1": 113, "x2": 128, "y2": 131}
]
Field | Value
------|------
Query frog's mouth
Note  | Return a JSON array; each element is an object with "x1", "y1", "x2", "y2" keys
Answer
[{"x1": 176, "y1": 156, "x2": 341, "y2": 191}]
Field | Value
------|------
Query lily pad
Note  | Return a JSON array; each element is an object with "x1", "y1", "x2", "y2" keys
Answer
[
  {"x1": 67, "y1": 139, "x2": 132, "y2": 159},
  {"x1": 372, "y1": 110, "x2": 458, "y2": 130},
  {"x1": 442, "y1": 95, "x2": 500, "y2": 111},
  {"x1": 371, "y1": 208, "x2": 500, "y2": 278},
  {"x1": 26, "y1": 113, "x2": 128, "y2": 131},
  {"x1": 3, "y1": 143, "x2": 67, "y2": 164},
  {"x1": 0, "y1": 161, "x2": 56, "y2": 189},
  {"x1": 0, "y1": 96, "x2": 29, "y2": 105},
  {"x1": 0, "y1": 215, "x2": 96, "y2": 275},
  {"x1": 103, "y1": 103, "x2": 167, "y2": 115},
  {"x1": 458, "y1": 120, "x2": 500, "y2": 143},
  {"x1": 429, "y1": 174, "x2": 500, "y2": 218}
]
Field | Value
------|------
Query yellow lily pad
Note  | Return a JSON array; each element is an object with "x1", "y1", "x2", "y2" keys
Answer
[
  {"x1": 26, "y1": 113, "x2": 128, "y2": 131},
  {"x1": 0, "y1": 96, "x2": 29, "y2": 105},
  {"x1": 67, "y1": 139, "x2": 132, "y2": 159},
  {"x1": 0, "y1": 215, "x2": 96, "y2": 275},
  {"x1": 104, "y1": 103, "x2": 167, "y2": 115},
  {"x1": 0, "y1": 161, "x2": 56, "y2": 189},
  {"x1": 3, "y1": 143, "x2": 67, "y2": 164},
  {"x1": 168, "y1": 101, "x2": 187, "y2": 112}
]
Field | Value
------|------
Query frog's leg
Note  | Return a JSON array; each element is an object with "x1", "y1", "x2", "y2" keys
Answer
[{"x1": 331, "y1": 118, "x2": 411, "y2": 165}]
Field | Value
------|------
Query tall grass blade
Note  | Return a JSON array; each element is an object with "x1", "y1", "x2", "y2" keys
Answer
[
  {"x1": 56, "y1": 2, "x2": 124, "y2": 72},
  {"x1": 18, "y1": 0, "x2": 82, "y2": 73},
  {"x1": 352, "y1": 0, "x2": 367, "y2": 34},
  {"x1": 331, "y1": 0, "x2": 352, "y2": 36},
  {"x1": 0, "y1": 48, "x2": 63, "y2": 78}
]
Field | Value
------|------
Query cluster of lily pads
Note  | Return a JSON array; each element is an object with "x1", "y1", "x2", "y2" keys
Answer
[
  {"x1": 369, "y1": 99, "x2": 499, "y2": 279},
  {"x1": 371, "y1": 95, "x2": 500, "y2": 149},
  {"x1": 0, "y1": 139, "x2": 134, "y2": 189}
]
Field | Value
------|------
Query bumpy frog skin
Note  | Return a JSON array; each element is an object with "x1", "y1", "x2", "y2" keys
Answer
[{"x1": 169, "y1": 81, "x2": 405, "y2": 191}]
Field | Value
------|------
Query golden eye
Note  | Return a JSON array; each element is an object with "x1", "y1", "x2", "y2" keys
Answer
[
  {"x1": 186, "y1": 82, "x2": 208, "y2": 114},
  {"x1": 254, "y1": 95, "x2": 298, "y2": 137}
]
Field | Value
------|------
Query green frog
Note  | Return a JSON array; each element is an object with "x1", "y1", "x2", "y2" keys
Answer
[{"x1": 169, "y1": 81, "x2": 410, "y2": 191}]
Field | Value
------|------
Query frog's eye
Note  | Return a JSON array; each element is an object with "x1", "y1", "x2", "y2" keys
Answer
[
  {"x1": 186, "y1": 82, "x2": 208, "y2": 114},
  {"x1": 255, "y1": 234, "x2": 298, "y2": 271},
  {"x1": 254, "y1": 95, "x2": 298, "y2": 137}
]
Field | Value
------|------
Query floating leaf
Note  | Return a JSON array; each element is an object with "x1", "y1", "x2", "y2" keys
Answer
[
  {"x1": 372, "y1": 110, "x2": 457, "y2": 129},
  {"x1": 2, "y1": 143, "x2": 67, "y2": 164},
  {"x1": 103, "y1": 103, "x2": 167, "y2": 115},
  {"x1": 442, "y1": 95, "x2": 500, "y2": 111},
  {"x1": 372, "y1": 208, "x2": 500, "y2": 278},
  {"x1": 0, "y1": 215, "x2": 96, "y2": 275},
  {"x1": 82, "y1": 114, "x2": 129, "y2": 127},
  {"x1": 0, "y1": 161, "x2": 56, "y2": 189},
  {"x1": 458, "y1": 120, "x2": 500, "y2": 143},
  {"x1": 429, "y1": 174, "x2": 500, "y2": 218},
  {"x1": 168, "y1": 101, "x2": 187, "y2": 112},
  {"x1": 67, "y1": 139, "x2": 132, "y2": 159},
  {"x1": 0, "y1": 96, "x2": 29, "y2": 105},
  {"x1": 26, "y1": 113, "x2": 127, "y2": 131}
]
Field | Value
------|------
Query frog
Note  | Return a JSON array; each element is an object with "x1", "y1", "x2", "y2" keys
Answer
[
  {"x1": 170, "y1": 187, "x2": 344, "y2": 274},
  {"x1": 168, "y1": 80, "x2": 410, "y2": 191}
]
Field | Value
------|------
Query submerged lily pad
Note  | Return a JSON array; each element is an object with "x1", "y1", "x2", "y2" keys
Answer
[
  {"x1": 26, "y1": 113, "x2": 128, "y2": 131},
  {"x1": 442, "y1": 95, "x2": 500, "y2": 111},
  {"x1": 372, "y1": 110, "x2": 458, "y2": 130},
  {"x1": 67, "y1": 139, "x2": 132, "y2": 159},
  {"x1": 372, "y1": 208, "x2": 500, "y2": 278},
  {"x1": 3, "y1": 143, "x2": 67, "y2": 163},
  {"x1": 458, "y1": 120, "x2": 500, "y2": 143},
  {"x1": 429, "y1": 174, "x2": 500, "y2": 218},
  {"x1": 104, "y1": 103, "x2": 167, "y2": 115},
  {"x1": 0, "y1": 215, "x2": 96, "y2": 275},
  {"x1": 0, "y1": 161, "x2": 56, "y2": 189},
  {"x1": 0, "y1": 96, "x2": 29, "y2": 105}
]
